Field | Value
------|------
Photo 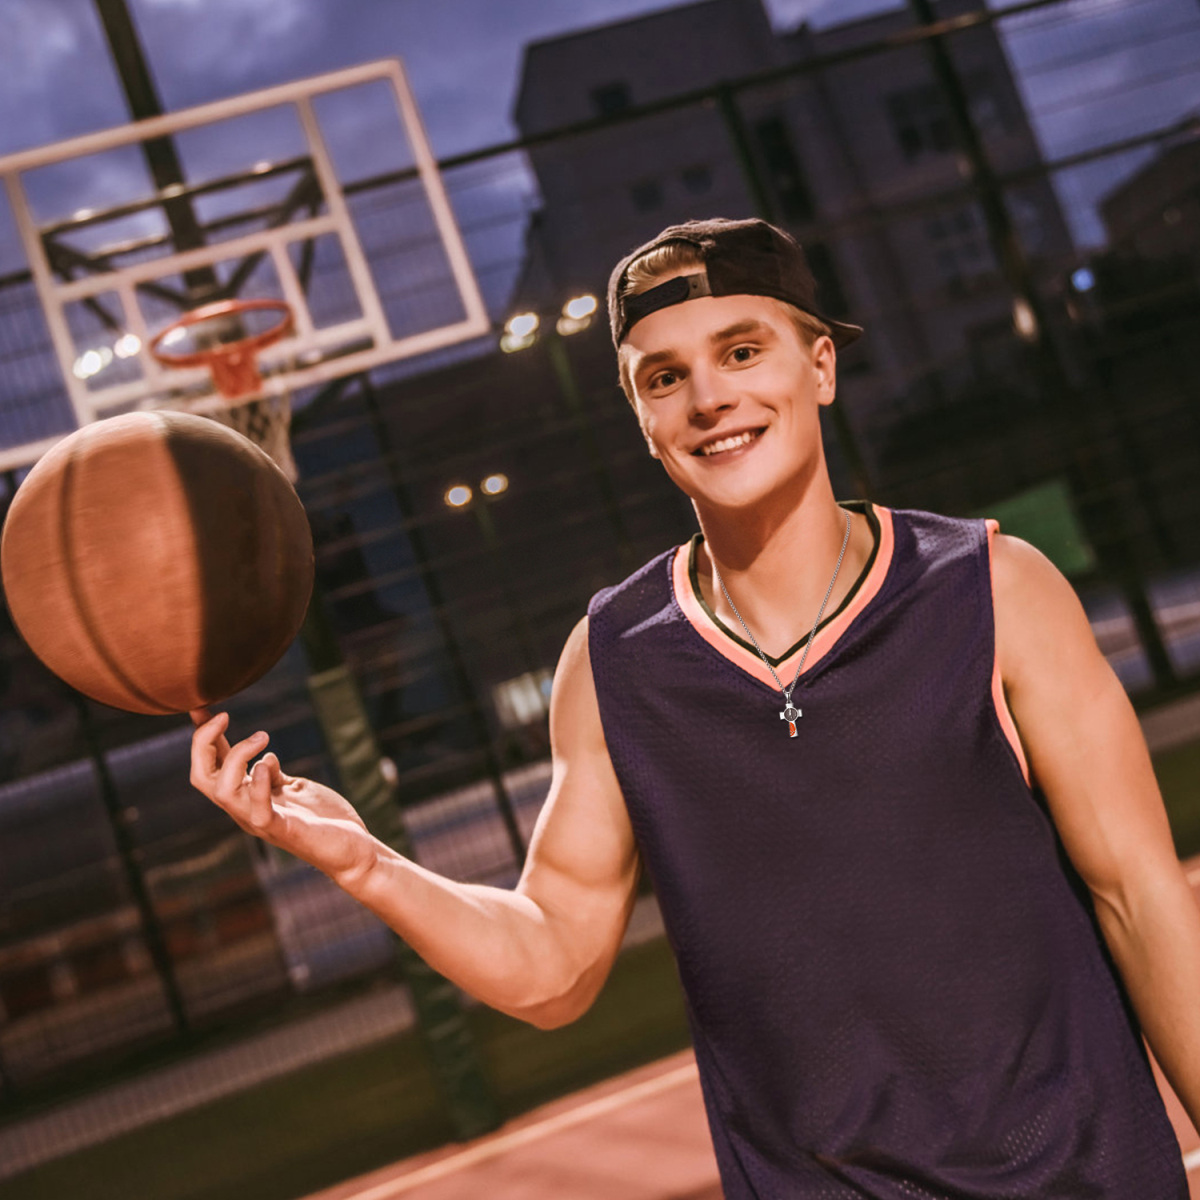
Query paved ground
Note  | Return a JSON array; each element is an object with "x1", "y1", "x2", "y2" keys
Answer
[
  {"x1": 306, "y1": 1040, "x2": 1200, "y2": 1200},
  {"x1": 304, "y1": 1051, "x2": 721, "y2": 1200},
  {"x1": 305, "y1": 861, "x2": 1200, "y2": 1200}
]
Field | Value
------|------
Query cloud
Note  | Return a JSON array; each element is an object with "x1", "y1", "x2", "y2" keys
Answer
[{"x1": 4, "y1": 0, "x2": 84, "y2": 74}]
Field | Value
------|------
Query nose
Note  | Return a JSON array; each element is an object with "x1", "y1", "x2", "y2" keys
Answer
[{"x1": 688, "y1": 361, "x2": 739, "y2": 422}]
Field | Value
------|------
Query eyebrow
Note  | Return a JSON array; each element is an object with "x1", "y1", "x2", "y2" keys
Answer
[
  {"x1": 632, "y1": 319, "x2": 773, "y2": 377},
  {"x1": 710, "y1": 318, "x2": 770, "y2": 344}
]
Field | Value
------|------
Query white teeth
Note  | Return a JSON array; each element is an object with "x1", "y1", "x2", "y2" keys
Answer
[{"x1": 701, "y1": 430, "x2": 758, "y2": 456}]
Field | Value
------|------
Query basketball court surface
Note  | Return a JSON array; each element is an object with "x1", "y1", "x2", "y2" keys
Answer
[{"x1": 302, "y1": 860, "x2": 1200, "y2": 1200}]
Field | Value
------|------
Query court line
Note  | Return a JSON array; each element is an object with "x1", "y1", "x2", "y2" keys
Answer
[
  {"x1": 325, "y1": 1053, "x2": 1200, "y2": 1195},
  {"x1": 337, "y1": 1061, "x2": 701, "y2": 1200}
]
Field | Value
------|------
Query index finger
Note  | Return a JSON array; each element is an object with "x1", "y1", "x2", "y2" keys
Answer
[
  {"x1": 191, "y1": 709, "x2": 231, "y2": 756},
  {"x1": 190, "y1": 709, "x2": 232, "y2": 787}
]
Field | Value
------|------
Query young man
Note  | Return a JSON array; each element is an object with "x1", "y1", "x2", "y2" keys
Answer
[{"x1": 191, "y1": 218, "x2": 1200, "y2": 1197}]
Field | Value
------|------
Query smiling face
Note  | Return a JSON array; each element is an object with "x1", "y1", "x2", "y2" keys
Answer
[{"x1": 619, "y1": 290, "x2": 837, "y2": 516}]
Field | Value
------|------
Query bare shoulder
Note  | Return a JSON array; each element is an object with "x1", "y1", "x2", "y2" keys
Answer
[
  {"x1": 550, "y1": 615, "x2": 605, "y2": 749},
  {"x1": 989, "y1": 531, "x2": 1109, "y2": 702},
  {"x1": 987, "y1": 539, "x2": 1180, "y2": 909},
  {"x1": 522, "y1": 613, "x2": 637, "y2": 893},
  {"x1": 989, "y1": 531, "x2": 1079, "y2": 620}
]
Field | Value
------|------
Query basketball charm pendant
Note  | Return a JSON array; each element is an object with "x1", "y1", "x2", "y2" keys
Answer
[{"x1": 780, "y1": 703, "x2": 801, "y2": 738}]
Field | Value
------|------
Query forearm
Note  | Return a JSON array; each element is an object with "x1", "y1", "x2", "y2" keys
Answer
[
  {"x1": 1095, "y1": 868, "x2": 1200, "y2": 1131},
  {"x1": 333, "y1": 841, "x2": 586, "y2": 1026}
]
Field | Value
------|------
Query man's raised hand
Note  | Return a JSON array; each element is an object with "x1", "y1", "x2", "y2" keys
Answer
[{"x1": 189, "y1": 709, "x2": 377, "y2": 886}]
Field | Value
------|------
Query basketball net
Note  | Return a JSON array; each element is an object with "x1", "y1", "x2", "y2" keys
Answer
[
  {"x1": 204, "y1": 393, "x2": 299, "y2": 484},
  {"x1": 145, "y1": 299, "x2": 300, "y2": 483},
  {"x1": 145, "y1": 384, "x2": 299, "y2": 484}
]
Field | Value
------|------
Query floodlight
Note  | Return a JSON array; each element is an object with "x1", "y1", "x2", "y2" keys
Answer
[
  {"x1": 505, "y1": 313, "x2": 539, "y2": 339},
  {"x1": 562, "y1": 294, "x2": 597, "y2": 321},
  {"x1": 500, "y1": 331, "x2": 536, "y2": 353},
  {"x1": 557, "y1": 293, "x2": 598, "y2": 336},
  {"x1": 72, "y1": 350, "x2": 104, "y2": 380},
  {"x1": 1012, "y1": 297, "x2": 1039, "y2": 343}
]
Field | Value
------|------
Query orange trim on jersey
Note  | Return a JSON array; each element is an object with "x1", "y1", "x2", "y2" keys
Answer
[
  {"x1": 985, "y1": 519, "x2": 1032, "y2": 788},
  {"x1": 672, "y1": 504, "x2": 895, "y2": 692}
]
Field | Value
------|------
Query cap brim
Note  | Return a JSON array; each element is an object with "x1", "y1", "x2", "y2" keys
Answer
[{"x1": 827, "y1": 319, "x2": 864, "y2": 349}]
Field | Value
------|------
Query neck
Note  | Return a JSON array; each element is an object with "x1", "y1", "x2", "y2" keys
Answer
[{"x1": 694, "y1": 474, "x2": 872, "y2": 660}]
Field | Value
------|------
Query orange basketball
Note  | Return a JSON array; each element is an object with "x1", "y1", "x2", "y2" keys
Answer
[{"x1": 0, "y1": 411, "x2": 314, "y2": 714}]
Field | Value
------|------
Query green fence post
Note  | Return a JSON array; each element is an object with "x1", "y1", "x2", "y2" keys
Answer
[{"x1": 301, "y1": 592, "x2": 501, "y2": 1142}]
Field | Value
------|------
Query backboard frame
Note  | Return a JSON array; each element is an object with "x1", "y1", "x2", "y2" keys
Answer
[{"x1": 0, "y1": 59, "x2": 490, "y2": 471}]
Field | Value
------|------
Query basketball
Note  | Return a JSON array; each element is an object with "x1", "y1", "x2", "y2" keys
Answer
[{"x1": 0, "y1": 410, "x2": 314, "y2": 715}]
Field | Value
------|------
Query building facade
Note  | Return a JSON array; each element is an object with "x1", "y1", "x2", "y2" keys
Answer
[{"x1": 513, "y1": 0, "x2": 1076, "y2": 449}]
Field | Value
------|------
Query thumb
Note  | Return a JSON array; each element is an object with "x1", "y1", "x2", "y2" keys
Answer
[{"x1": 262, "y1": 752, "x2": 287, "y2": 786}]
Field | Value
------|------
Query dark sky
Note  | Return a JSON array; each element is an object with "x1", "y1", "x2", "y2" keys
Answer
[
  {"x1": 0, "y1": 0, "x2": 1195, "y2": 461},
  {"x1": 1, "y1": 0, "x2": 1196, "y2": 243},
  {"x1": 1, "y1": 0, "x2": 766, "y2": 159},
  {"x1": 0, "y1": 0, "x2": 1196, "y2": 311}
]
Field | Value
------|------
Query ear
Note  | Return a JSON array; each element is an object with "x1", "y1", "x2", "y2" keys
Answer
[{"x1": 812, "y1": 335, "x2": 837, "y2": 408}]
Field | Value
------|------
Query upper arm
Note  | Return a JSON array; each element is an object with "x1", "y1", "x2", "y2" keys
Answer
[
  {"x1": 516, "y1": 615, "x2": 641, "y2": 993},
  {"x1": 992, "y1": 533, "x2": 1179, "y2": 913}
]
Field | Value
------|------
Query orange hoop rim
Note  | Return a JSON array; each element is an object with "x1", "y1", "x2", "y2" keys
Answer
[{"x1": 149, "y1": 298, "x2": 294, "y2": 368}]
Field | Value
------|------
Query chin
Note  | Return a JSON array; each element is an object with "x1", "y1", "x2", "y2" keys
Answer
[
  {"x1": 689, "y1": 468, "x2": 811, "y2": 516},
  {"x1": 683, "y1": 478, "x2": 777, "y2": 513}
]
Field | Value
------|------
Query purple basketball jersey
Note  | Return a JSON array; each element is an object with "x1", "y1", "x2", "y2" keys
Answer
[{"x1": 587, "y1": 503, "x2": 1186, "y2": 1199}]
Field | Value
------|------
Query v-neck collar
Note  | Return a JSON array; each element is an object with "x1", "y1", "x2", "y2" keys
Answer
[{"x1": 672, "y1": 500, "x2": 895, "y2": 691}]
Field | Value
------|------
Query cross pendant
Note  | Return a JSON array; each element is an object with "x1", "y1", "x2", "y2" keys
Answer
[{"x1": 780, "y1": 703, "x2": 801, "y2": 738}]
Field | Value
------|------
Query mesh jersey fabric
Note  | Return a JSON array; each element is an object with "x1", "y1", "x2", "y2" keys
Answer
[{"x1": 586, "y1": 504, "x2": 1187, "y2": 1199}]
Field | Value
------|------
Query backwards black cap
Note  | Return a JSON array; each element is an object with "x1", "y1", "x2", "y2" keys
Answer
[{"x1": 607, "y1": 217, "x2": 863, "y2": 349}]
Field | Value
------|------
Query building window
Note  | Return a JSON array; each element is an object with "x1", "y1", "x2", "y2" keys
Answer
[
  {"x1": 965, "y1": 71, "x2": 1014, "y2": 139},
  {"x1": 753, "y1": 116, "x2": 815, "y2": 222},
  {"x1": 926, "y1": 204, "x2": 997, "y2": 293},
  {"x1": 630, "y1": 179, "x2": 663, "y2": 212},
  {"x1": 591, "y1": 82, "x2": 632, "y2": 118},
  {"x1": 887, "y1": 85, "x2": 955, "y2": 161},
  {"x1": 887, "y1": 71, "x2": 1011, "y2": 162},
  {"x1": 681, "y1": 164, "x2": 713, "y2": 194}
]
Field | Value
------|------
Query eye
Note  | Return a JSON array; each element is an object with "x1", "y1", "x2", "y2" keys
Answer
[
  {"x1": 728, "y1": 345, "x2": 758, "y2": 364},
  {"x1": 648, "y1": 369, "x2": 680, "y2": 391}
]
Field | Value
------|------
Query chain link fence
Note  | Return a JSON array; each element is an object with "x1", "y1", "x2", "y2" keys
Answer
[{"x1": 0, "y1": 0, "x2": 1198, "y2": 1186}]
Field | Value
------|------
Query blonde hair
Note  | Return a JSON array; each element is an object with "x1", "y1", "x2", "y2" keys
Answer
[{"x1": 615, "y1": 243, "x2": 833, "y2": 402}]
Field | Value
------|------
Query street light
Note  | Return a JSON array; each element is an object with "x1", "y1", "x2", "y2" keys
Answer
[
  {"x1": 445, "y1": 476, "x2": 508, "y2": 506},
  {"x1": 497, "y1": 291, "x2": 634, "y2": 569},
  {"x1": 500, "y1": 294, "x2": 598, "y2": 351},
  {"x1": 500, "y1": 312, "x2": 539, "y2": 354},
  {"x1": 72, "y1": 347, "x2": 111, "y2": 380},
  {"x1": 556, "y1": 293, "x2": 598, "y2": 336},
  {"x1": 444, "y1": 470, "x2": 544, "y2": 686},
  {"x1": 1012, "y1": 296, "x2": 1039, "y2": 343}
]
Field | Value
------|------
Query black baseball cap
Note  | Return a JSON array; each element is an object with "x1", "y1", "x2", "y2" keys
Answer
[{"x1": 608, "y1": 217, "x2": 863, "y2": 349}]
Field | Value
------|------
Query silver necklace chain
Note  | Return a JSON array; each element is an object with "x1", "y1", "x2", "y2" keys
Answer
[{"x1": 710, "y1": 510, "x2": 851, "y2": 735}]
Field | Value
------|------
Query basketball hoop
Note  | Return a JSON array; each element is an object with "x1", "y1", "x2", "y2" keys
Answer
[
  {"x1": 150, "y1": 298, "x2": 293, "y2": 400},
  {"x1": 148, "y1": 298, "x2": 300, "y2": 483}
]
